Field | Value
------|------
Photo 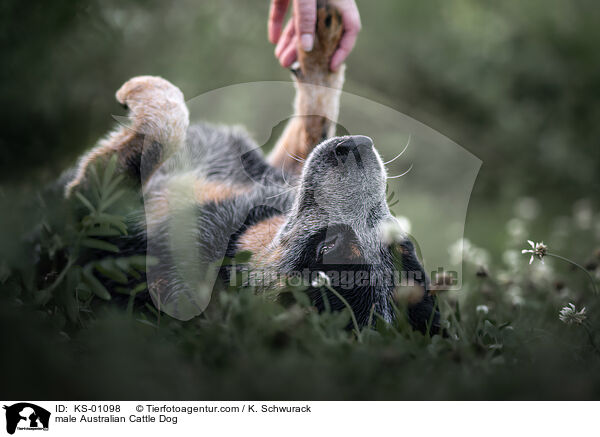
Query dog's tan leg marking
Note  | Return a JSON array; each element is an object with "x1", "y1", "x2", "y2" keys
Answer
[
  {"x1": 143, "y1": 177, "x2": 251, "y2": 233},
  {"x1": 268, "y1": 0, "x2": 345, "y2": 174},
  {"x1": 193, "y1": 180, "x2": 251, "y2": 204},
  {"x1": 238, "y1": 215, "x2": 287, "y2": 255},
  {"x1": 64, "y1": 76, "x2": 189, "y2": 197}
]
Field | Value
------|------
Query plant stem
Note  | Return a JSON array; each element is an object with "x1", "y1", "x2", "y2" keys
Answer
[
  {"x1": 426, "y1": 295, "x2": 439, "y2": 337},
  {"x1": 325, "y1": 284, "x2": 362, "y2": 342},
  {"x1": 40, "y1": 256, "x2": 76, "y2": 295},
  {"x1": 547, "y1": 252, "x2": 599, "y2": 295},
  {"x1": 582, "y1": 323, "x2": 600, "y2": 356}
]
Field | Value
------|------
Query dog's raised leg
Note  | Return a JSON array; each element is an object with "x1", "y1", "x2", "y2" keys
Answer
[
  {"x1": 64, "y1": 76, "x2": 189, "y2": 197},
  {"x1": 267, "y1": 0, "x2": 345, "y2": 174}
]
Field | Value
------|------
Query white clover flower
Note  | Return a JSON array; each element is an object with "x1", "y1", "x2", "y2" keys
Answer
[
  {"x1": 395, "y1": 216, "x2": 412, "y2": 235},
  {"x1": 449, "y1": 238, "x2": 490, "y2": 267},
  {"x1": 502, "y1": 249, "x2": 520, "y2": 270},
  {"x1": 381, "y1": 218, "x2": 406, "y2": 245},
  {"x1": 507, "y1": 285, "x2": 524, "y2": 306},
  {"x1": 521, "y1": 240, "x2": 548, "y2": 264},
  {"x1": 511, "y1": 295, "x2": 525, "y2": 306},
  {"x1": 506, "y1": 218, "x2": 527, "y2": 240},
  {"x1": 496, "y1": 271, "x2": 513, "y2": 285},
  {"x1": 530, "y1": 260, "x2": 553, "y2": 283},
  {"x1": 448, "y1": 238, "x2": 469, "y2": 265},
  {"x1": 559, "y1": 303, "x2": 587, "y2": 325},
  {"x1": 514, "y1": 197, "x2": 540, "y2": 221},
  {"x1": 476, "y1": 305, "x2": 489, "y2": 315},
  {"x1": 311, "y1": 271, "x2": 331, "y2": 288},
  {"x1": 573, "y1": 199, "x2": 592, "y2": 230},
  {"x1": 471, "y1": 247, "x2": 491, "y2": 267}
]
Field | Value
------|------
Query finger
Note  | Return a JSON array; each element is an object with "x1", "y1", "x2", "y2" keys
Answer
[
  {"x1": 330, "y1": 3, "x2": 361, "y2": 71},
  {"x1": 293, "y1": 0, "x2": 317, "y2": 52},
  {"x1": 278, "y1": 35, "x2": 299, "y2": 68},
  {"x1": 330, "y1": 29, "x2": 358, "y2": 71},
  {"x1": 275, "y1": 20, "x2": 295, "y2": 58},
  {"x1": 268, "y1": 0, "x2": 291, "y2": 43}
]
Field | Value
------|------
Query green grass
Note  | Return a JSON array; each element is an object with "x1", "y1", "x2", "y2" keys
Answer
[{"x1": 1, "y1": 160, "x2": 599, "y2": 400}]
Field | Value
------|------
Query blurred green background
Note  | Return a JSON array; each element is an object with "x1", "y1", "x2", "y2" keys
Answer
[
  {"x1": 3, "y1": 0, "x2": 599, "y2": 200},
  {"x1": 2, "y1": 0, "x2": 599, "y2": 253},
  {"x1": 1, "y1": 0, "x2": 600, "y2": 400}
]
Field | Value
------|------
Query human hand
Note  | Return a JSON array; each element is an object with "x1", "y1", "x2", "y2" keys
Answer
[{"x1": 268, "y1": 0, "x2": 361, "y2": 71}]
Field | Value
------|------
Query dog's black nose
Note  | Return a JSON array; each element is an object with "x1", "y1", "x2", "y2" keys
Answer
[{"x1": 334, "y1": 135, "x2": 373, "y2": 159}]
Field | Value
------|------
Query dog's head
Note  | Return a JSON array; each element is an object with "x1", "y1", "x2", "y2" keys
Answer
[{"x1": 273, "y1": 135, "x2": 437, "y2": 331}]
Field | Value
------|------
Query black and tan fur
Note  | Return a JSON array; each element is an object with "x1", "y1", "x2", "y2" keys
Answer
[{"x1": 64, "y1": 1, "x2": 439, "y2": 333}]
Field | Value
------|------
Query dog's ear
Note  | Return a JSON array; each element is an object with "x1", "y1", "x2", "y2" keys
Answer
[{"x1": 387, "y1": 237, "x2": 426, "y2": 278}]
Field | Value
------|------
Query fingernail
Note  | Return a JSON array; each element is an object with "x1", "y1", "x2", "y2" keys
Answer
[{"x1": 300, "y1": 34, "x2": 314, "y2": 52}]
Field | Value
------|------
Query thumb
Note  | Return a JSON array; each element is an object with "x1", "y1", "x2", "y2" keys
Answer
[{"x1": 294, "y1": 0, "x2": 316, "y2": 52}]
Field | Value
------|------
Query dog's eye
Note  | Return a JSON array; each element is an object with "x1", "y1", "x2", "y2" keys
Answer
[
  {"x1": 318, "y1": 241, "x2": 335, "y2": 256},
  {"x1": 316, "y1": 235, "x2": 338, "y2": 259},
  {"x1": 311, "y1": 224, "x2": 361, "y2": 264}
]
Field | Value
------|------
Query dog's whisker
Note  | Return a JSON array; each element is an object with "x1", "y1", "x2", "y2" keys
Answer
[
  {"x1": 383, "y1": 134, "x2": 411, "y2": 166},
  {"x1": 290, "y1": 149, "x2": 305, "y2": 161},
  {"x1": 387, "y1": 163, "x2": 414, "y2": 179},
  {"x1": 281, "y1": 160, "x2": 292, "y2": 187},
  {"x1": 281, "y1": 142, "x2": 306, "y2": 163},
  {"x1": 286, "y1": 152, "x2": 305, "y2": 163}
]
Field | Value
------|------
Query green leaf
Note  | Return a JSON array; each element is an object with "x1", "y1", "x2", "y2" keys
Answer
[
  {"x1": 75, "y1": 192, "x2": 96, "y2": 214},
  {"x1": 63, "y1": 266, "x2": 82, "y2": 323},
  {"x1": 81, "y1": 238, "x2": 120, "y2": 253},
  {"x1": 84, "y1": 226, "x2": 122, "y2": 237},
  {"x1": 115, "y1": 283, "x2": 146, "y2": 295},
  {"x1": 115, "y1": 281, "x2": 147, "y2": 296},
  {"x1": 129, "y1": 255, "x2": 155, "y2": 270},
  {"x1": 82, "y1": 267, "x2": 111, "y2": 300},
  {"x1": 81, "y1": 214, "x2": 127, "y2": 236},
  {"x1": 95, "y1": 213, "x2": 128, "y2": 235},
  {"x1": 104, "y1": 174, "x2": 125, "y2": 198},
  {"x1": 126, "y1": 282, "x2": 148, "y2": 315},
  {"x1": 76, "y1": 282, "x2": 92, "y2": 301},
  {"x1": 113, "y1": 258, "x2": 141, "y2": 279},
  {"x1": 114, "y1": 257, "x2": 134, "y2": 271},
  {"x1": 99, "y1": 188, "x2": 126, "y2": 212},
  {"x1": 102, "y1": 154, "x2": 118, "y2": 194},
  {"x1": 136, "y1": 318, "x2": 158, "y2": 329},
  {"x1": 89, "y1": 166, "x2": 102, "y2": 203},
  {"x1": 95, "y1": 259, "x2": 128, "y2": 284},
  {"x1": 144, "y1": 303, "x2": 161, "y2": 322}
]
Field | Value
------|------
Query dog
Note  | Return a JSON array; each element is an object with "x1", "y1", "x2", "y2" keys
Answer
[{"x1": 63, "y1": 0, "x2": 439, "y2": 333}]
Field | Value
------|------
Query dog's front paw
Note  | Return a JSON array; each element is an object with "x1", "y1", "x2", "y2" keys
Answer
[{"x1": 295, "y1": 0, "x2": 343, "y2": 85}]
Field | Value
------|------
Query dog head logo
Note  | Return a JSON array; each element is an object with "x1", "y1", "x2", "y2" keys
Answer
[{"x1": 3, "y1": 403, "x2": 50, "y2": 435}]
